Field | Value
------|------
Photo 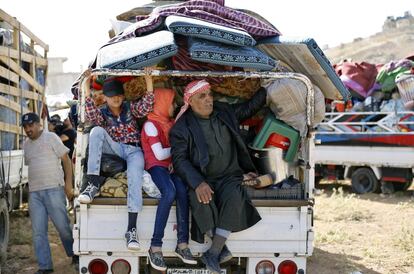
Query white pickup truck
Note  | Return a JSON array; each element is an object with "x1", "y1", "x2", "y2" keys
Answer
[
  {"x1": 314, "y1": 110, "x2": 414, "y2": 193},
  {"x1": 72, "y1": 69, "x2": 320, "y2": 274},
  {"x1": 0, "y1": 150, "x2": 28, "y2": 263}
]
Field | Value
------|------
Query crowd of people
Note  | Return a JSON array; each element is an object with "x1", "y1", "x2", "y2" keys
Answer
[{"x1": 22, "y1": 68, "x2": 267, "y2": 274}]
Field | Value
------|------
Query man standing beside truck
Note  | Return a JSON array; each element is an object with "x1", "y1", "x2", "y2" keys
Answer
[
  {"x1": 22, "y1": 112, "x2": 77, "y2": 274},
  {"x1": 170, "y1": 80, "x2": 266, "y2": 274}
]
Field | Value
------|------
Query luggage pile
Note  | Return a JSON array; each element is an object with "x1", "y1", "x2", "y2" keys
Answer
[
  {"x1": 74, "y1": 0, "x2": 353, "y2": 199},
  {"x1": 73, "y1": 0, "x2": 281, "y2": 101},
  {"x1": 332, "y1": 58, "x2": 414, "y2": 113}
]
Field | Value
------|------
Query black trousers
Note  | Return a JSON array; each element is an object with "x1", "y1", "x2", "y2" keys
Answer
[{"x1": 188, "y1": 175, "x2": 261, "y2": 243}]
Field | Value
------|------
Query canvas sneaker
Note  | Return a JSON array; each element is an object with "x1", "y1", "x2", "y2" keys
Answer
[
  {"x1": 78, "y1": 184, "x2": 99, "y2": 204},
  {"x1": 148, "y1": 249, "x2": 167, "y2": 271},
  {"x1": 201, "y1": 250, "x2": 221, "y2": 274},
  {"x1": 125, "y1": 228, "x2": 140, "y2": 251},
  {"x1": 219, "y1": 245, "x2": 233, "y2": 264},
  {"x1": 175, "y1": 246, "x2": 197, "y2": 265}
]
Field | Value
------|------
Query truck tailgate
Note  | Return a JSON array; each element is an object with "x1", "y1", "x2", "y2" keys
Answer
[{"x1": 75, "y1": 204, "x2": 313, "y2": 257}]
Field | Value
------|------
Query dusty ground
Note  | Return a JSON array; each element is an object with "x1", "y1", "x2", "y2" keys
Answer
[
  {"x1": 309, "y1": 181, "x2": 414, "y2": 274},
  {"x1": 1, "y1": 182, "x2": 414, "y2": 274}
]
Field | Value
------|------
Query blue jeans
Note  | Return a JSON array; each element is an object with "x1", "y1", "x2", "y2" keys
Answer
[
  {"x1": 29, "y1": 186, "x2": 74, "y2": 270},
  {"x1": 87, "y1": 126, "x2": 144, "y2": 212},
  {"x1": 148, "y1": 166, "x2": 189, "y2": 247}
]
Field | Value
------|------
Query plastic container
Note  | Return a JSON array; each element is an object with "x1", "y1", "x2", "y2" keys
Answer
[
  {"x1": 252, "y1": 114, "x2": 300, "y2": 162},
  {"x1": 396, "y1": 74, "x2": 414, "y2": 104},
  {"x1": 248, "y1": 146, "x2": 288, "y2": 184},
  {"x1": 265, "y1": 133, "x2": 290, "y2": 151}
]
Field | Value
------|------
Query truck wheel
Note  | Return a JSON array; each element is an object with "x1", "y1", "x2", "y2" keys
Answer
[
  {"x1": 351, "y1": 168, "x2": 379, "y2": 194},
  {"x1": 0, "y1": 198, "x2": 9, "y2": 265}
]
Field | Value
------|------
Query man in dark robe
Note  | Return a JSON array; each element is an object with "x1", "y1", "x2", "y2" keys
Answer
[{"x1": 170, "y1": 79, "x2": 266, "y2": 273}]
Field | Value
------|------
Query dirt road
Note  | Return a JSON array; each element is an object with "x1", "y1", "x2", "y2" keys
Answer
[{"x1": 2, "y1": 184, "x2": 414, "y2": 274}]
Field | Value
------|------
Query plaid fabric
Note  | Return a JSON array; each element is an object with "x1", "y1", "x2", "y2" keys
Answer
[
  {"x1": 109, "y1": 0, "x2": 280, "y2": 44},
  {"x1": 85, "y1": 93, "x2": 154, "y2": 144}
]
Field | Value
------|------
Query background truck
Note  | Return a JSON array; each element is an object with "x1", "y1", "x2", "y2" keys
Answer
[
  {"x1": 314, "y1": 110, "x2": 414, "y2": 194},
  {"x1": 0, "y1": 9, "x2": 48, "y2": 264}
]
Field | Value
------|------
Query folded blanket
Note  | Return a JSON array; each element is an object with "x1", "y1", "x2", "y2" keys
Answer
[{"x1": 109, "y1": 0, "x2": 280, "y2": 45}]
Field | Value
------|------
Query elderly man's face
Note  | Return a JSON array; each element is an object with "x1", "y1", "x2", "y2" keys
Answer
[{"x1": 189, "y1": 89, "x2": 214, "y2": 118}]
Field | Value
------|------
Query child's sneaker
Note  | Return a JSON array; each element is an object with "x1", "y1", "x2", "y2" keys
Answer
[
  {"x1": 78, "y1": 184, "x2": 99, "y2": 204},
  {"x1": 175, "y1": 246, "x2": 197, "y2": 265},
  {"x1": 125, "y1": 228, "x2": 140, "y2": 251},
  {"x1": 148, "y1": 248, "x2": 167, "y2": 271}
]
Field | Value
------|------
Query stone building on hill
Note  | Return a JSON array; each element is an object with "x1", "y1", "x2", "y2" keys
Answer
[{"x1": 383, "y1": 11, "x2": 414, "y2": 32}]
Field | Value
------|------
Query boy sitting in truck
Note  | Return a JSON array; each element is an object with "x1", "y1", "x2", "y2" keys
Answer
[
  {"x1": 170, "y1": 80, "x2": 266, "y2": 273},
  {"x1": 78, "y1": 69, "x2": 154, "y2": 251}
]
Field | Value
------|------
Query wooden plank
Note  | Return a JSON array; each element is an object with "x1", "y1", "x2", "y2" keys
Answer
[
  {"x1": 0, "y1": 95, "x2": 29, "y2": 114},
  {"x1": 15, "y1": 96, "x2": 21, "y2": 149},
  {"x1": 0, "y1": 9, "x2": 48, "y2": 51},
  {"x1": 30, "y1": 40, "x2": 38, "y2": 114},
  {"x1": 0, "y1": 56, "x2": 44, "y2": 94},
  {"x1": 0, "y1": 65, "x2": 19, "y2": 84},
  {"x1": 0, "y1": 46, "x2": 47, "y2": 66},
  {"x1": 0, "y1": 121, "x2": 20, "y2": 134},
  {"x1": 0, "y1": 83, "x2": 41, "y2": 100}
]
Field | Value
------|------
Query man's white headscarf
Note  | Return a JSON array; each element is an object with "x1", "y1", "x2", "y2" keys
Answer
[{"x1": 175, "y1": 79, "x2": 211, "y2": 121}]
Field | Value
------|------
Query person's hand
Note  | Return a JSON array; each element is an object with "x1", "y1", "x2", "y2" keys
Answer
[
  {"x1": 195, "y1": 182, "x2": 214, "y2": 204},
  {"x1": 83, "y1": 68, "x2": 92, "y2": 79},
  {"x1": 65, "y1": 184, "x2": 74, "y2": 201},
  {"x1": 243, "y1": 172, "x2": 258, "y2": 181},
  {"x1": 143, "y1": 66, "x2": 154, "y2": 93},
  {"x1": 83, "y1": 68, "x2": 93, "y2": 98}
]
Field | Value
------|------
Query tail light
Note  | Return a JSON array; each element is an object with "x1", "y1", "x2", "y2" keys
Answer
[
  {"x1": 278, "y1": 260, "x2": 298, "y2": 274},
  {"x1": 88, "y1": 259, "x2": 108, "y2": 274},
  {"x1": 256, "y1": 260, "x2": 275, "y2": 274},
  {"x1": 111, "y1": 259, "x2": 131, "y2": 274}
]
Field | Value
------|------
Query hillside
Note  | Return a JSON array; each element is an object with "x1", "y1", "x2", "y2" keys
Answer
[{"x1": 325, "y1": 25, "x2": 414, "y2": 65}]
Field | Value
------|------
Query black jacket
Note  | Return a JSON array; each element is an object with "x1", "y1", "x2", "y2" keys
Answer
[{"x1": 170, "y1": 88, "x2": 267, "y2": 189}]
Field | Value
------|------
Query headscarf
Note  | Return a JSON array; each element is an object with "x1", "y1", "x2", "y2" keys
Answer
[
  {"x1": 147, "y1": 88, "x2": 175, "y2": 141},
  {"x1": 175, "y1": 80, "x2": 211, "y2": 121}
]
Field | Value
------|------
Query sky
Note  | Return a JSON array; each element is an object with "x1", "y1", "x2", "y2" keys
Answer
[{"x1": 2, "y1": 0, "x2": 413, "y2": 73}]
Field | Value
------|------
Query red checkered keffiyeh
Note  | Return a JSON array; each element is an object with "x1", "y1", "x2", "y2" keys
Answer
[{"x1": 175, "y1": 80, "x2": 211, "y2": 121}]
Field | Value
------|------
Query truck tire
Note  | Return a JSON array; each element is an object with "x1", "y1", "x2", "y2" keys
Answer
[
  {"x1": 0, "y1": 198, "x2": 9, "y2": 265},
  {"x1": 351, "y1": 168, "x2": 380, "y2": 194}
]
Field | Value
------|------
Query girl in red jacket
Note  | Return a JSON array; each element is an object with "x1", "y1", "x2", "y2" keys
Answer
[{"x1": 141, "y1": 88, "x2": 196, "y2": 271}]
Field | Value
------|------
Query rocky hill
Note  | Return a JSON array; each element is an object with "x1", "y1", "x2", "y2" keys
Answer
[{"x1": 325, "y1": 13, "x2": 414, "y2": 65}]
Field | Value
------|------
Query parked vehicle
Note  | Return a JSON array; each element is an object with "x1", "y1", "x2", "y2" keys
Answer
[
  {"x1": 0, "y1": 8, "x2": 48, "y2": 264},
  {"x1": 71, "y1": 2, "x2": 352, "y2": 272},
  {"x1": 314, "y1": 111, "x2": 414, "y2": 193},
  {"x1": 73, "y1": 69, "x2": 320, "y2": 274}
]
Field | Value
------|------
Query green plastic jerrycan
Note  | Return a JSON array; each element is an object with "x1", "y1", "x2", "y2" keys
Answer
[{"x1": 252, "y1": 114, "x2": 300, "y2": 162}]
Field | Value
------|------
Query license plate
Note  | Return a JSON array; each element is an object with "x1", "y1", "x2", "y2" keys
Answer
[{"x1": 167, "y1": 269, "x2": 226, "y2": 274}]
